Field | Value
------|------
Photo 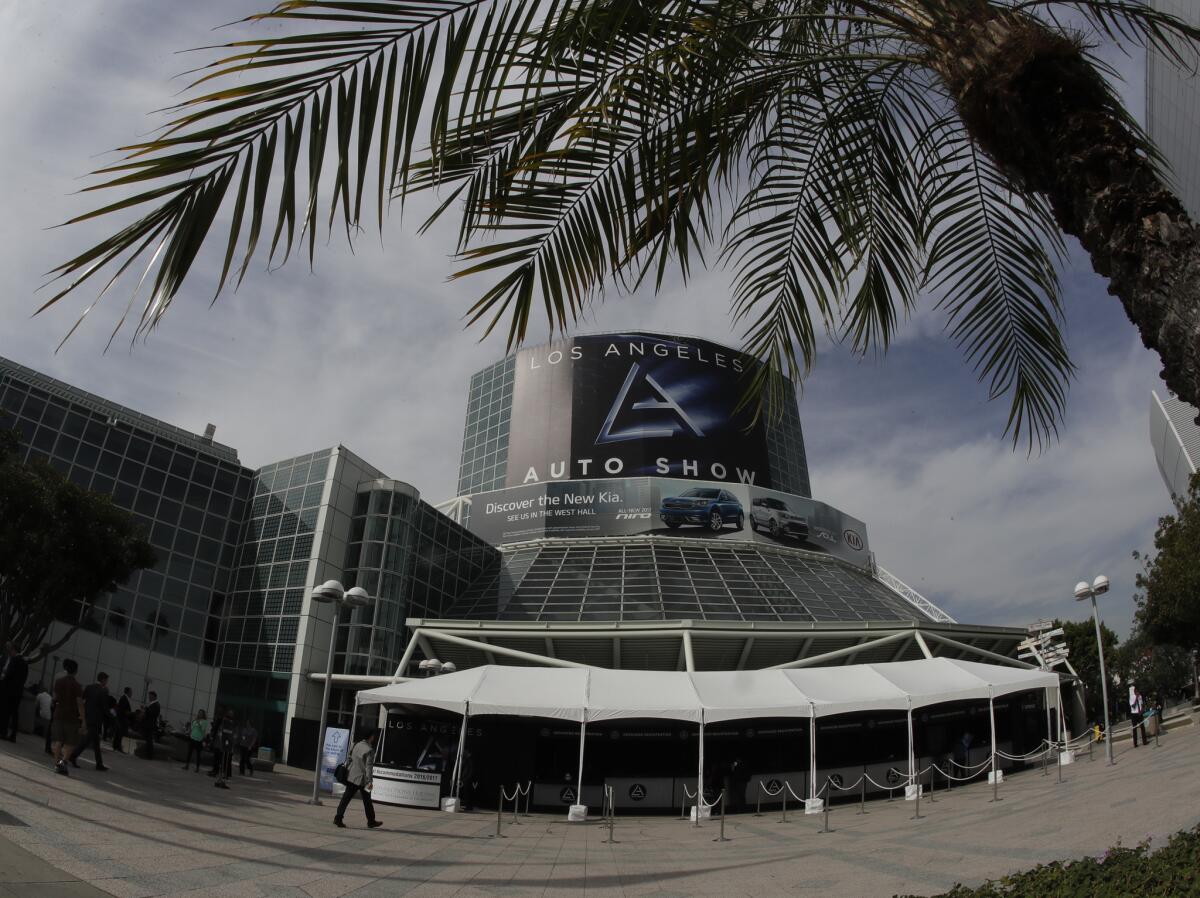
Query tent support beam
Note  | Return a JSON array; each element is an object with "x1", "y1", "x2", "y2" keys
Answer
[
  {"x1": 768, "y1": 631, "x2": 910, "y2": 670},
  {"x1": 424, "y1": 630, "x2": 587, "y2": 668},
  {"x1": 393, "y1": 629, "x2": 422, "y2": 681},
  {"x1": 683, "y1": 631, "x2": 696, "y2": 673},
  {"x1": 919, "y1": 631, "x2": 1036, "y2": 669},
  {"x1": 736, "y1": 637, "x2": 755, "y2": 670},
  {"x1": 913, "y1": 631, "x2": 934, "y2": 659}
]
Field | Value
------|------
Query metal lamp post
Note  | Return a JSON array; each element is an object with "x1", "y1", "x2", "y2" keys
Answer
[
  {"x1": 1074, "y1": 575, "x2": 1115, "y2": 767},
  {"x1": 307, "y1": 580, "x2": 372, "y2": 805}
]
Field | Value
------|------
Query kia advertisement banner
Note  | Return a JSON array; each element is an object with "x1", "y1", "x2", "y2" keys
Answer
[
  {"x1": 464, "y1": 478, "x2": 871, "y2": 568},
  {"x1": 506, "y1": 333, "x2": 775, "y2": 489}
]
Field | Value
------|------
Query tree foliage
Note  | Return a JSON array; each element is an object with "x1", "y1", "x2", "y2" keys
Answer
[
  {"x1": 0, "y1": 428, "x2": 157, "y2": 661},
  {"x1": 1134, "y1": 472, "x2": 1200, "y2": 655},
  {"x1": 1055, "y1": 616, "x2": 1119, "y2": 722},
  {"x1": 43, "y1": 1, "x2": 1200, "y2": 448}
]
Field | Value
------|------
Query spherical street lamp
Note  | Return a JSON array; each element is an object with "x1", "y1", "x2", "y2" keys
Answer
[
  {"x1": 1074, "y1": 575, "x2": 1115, "y2": 766},
  {"x1": 308, "y1": 580, "x2": 373, "y2": 805}
]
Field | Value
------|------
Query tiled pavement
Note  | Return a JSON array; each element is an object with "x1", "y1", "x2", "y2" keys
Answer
[{"x1": 0, "y1": 722, "x2": 1197, "y2": 898}]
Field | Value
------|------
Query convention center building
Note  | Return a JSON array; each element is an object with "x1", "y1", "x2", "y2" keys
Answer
[{"x1": 0, "y1": 334, "x2": 1074, "y2": 809}]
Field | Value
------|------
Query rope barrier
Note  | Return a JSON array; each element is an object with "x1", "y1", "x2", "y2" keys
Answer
[
  {"x1": 945, "y1": 755, "x2": 994, "y2": 772},
  {"x1": 863, "y1": 773, "x2": 901, "y2": 791},
  {"x1": 757, "y1": 781, "x2": 785, "y2": 797},
  {"x1": 931, "y1": 762, "x2": 989, "y2": 783},
  {"x1": 500, "y1": 786, "x2": 519, "y2": 803},
  {"x1": 824, "y1": 774, "x2": 866, "y2": 792},
  {"x1": 682, "y1": 784, "x2": 697, "y2": 799},
  {"x1": 699, "y1": 789, "x2": 725, "y2": 810},
  {"x1": 516, "y1": 781, "x2": 531, "y2": 796},
  {"x1": 994, "y1": 740, "x2": 1053, "y2": 762}
]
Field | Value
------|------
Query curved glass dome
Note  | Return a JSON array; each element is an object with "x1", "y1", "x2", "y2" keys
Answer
[{"x1": 445, "y1": 536, "x2": 931, "y2": 624}]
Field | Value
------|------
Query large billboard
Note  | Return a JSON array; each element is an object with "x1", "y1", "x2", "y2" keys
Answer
[
  {"x1": 464, "y1": 477, "x2": 871, "y2": 568},
  {"x1": 506, "y1": 333, "x2": 775, "y2": 489}
]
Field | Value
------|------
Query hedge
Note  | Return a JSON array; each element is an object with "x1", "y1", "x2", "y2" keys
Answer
[{"x1": 901, "y1": 825, "x2": 1200, "y2": 897}]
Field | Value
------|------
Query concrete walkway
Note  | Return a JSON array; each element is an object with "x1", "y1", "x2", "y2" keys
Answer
[{"x1": 0, "y1": 722, "x2": 1197, "y2": 897}]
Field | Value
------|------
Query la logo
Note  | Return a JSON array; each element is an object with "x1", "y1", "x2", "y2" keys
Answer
[{"x1": 596, "y1": 362, "x2": 705, "y2": 444}]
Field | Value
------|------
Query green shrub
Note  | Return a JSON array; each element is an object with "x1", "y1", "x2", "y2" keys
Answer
[{"x1": 900, "y1": 825, "x2": 1200, "y2": 897}]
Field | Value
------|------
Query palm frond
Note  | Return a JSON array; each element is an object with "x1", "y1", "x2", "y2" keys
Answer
[{"x1": 920, "y1": 119, "x2": 1073, "y2": 451}]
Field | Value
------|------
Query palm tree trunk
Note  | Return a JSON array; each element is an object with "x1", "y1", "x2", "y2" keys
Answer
[{"x1": 930, "y1": 7, "x2": 1200, "y2": 418}]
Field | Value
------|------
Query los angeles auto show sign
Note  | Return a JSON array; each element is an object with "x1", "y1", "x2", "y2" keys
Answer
[{"x1": 505, "y1": 333, "x2": 776, "y2": 488}]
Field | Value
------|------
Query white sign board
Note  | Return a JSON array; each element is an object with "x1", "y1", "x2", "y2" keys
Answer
[
  {"x1": 318, "y1": 727, "x2": 350, "y2": 794},
  {"x1": 370, "y1": 768, "x2": 443, "y2": 809}
]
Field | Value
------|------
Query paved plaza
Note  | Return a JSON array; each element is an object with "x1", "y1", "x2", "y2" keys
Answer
[{"x1": 0, "y1": 722, "x2": 1197, "y2": 898}]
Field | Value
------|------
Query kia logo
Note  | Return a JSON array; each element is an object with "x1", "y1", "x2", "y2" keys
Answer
[{"x1": 843, "y1": 529, "x2": 864, "y2": 551}]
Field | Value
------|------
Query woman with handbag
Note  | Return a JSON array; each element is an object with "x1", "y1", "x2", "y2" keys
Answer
[{"x1": 334, "y1": 729, "x2": 383, "y2": 829}]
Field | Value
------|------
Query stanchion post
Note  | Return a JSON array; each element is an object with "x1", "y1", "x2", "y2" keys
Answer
[
  {"x1": 858, "y1": 778, "x2": 866, "y2": 815},
  {"x1": 911, "y1": 779, "x2": 922, "y2": 820},
  {"x1": 492, "y1": 787, "x2": 506, "y2": 839},
  {"x1": 525, "y1": 783, "x2": 532, "y2": 817},
  {"x1": 713, "y1": 792, "x2": 730, "y2": 843},
  {"x1": 512, "y1": 786, "x2": 521, "y2": 825},
  {"x1": 1154, "y1": 719, "x2": 1160, "y2": 748},
  {"x1": 820, "y1": 793, "x2": 831, "y2": 834},
  {"x1": 1056, "y1": 749, "x2": 1063, "y2": 784},
  {"x1": 990, "y1": 771, "x2": 1000, "y2": 803},
  {"x1": 780, "y1": 789, "x2": 788, "y2": 823},
  {"x1": 1041, "y1": 743, "x2": 1048, "y2": 776},
  {"x1": 755, "y1": 788, "x2": 762, "y2": 817}
]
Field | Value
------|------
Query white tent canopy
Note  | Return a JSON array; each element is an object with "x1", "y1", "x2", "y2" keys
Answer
[{"x1": 356, "y1": 657, "x2": 1059, "y2": 723}]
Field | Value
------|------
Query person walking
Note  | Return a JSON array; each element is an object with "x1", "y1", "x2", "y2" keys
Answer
[
  {"x1": 1129, "y1": 687, "x2": 1146, "y2": 748},
  {"x1": 34, "y1": 685, "x2": 51, "y2": 739},
  {"x1": 0, "y1": 642, "x2": 29, "y2": 741},
  {"x1": 113, "y1": 687, "x2": 134, "y2": 753},
  {"x1": 69, "y1": 673, "x2": 111, "y2": 771},
  {"x1": 50, "y1": 660, "x2": 84, "y2": 776},
  {"x1": 212, "y1": 710, "x2": 236, "y2": 789},
  {"x1": 236, "y1": 719, "x2": 257, "y2": 776},
  {"x1": 140, "y1": 691, "x2": 161, "y2": 759},
  {"x1": 182, "y1": 710, "x2": 209, "y2": 772},
  {"x1": 334, "y1": 729, "x2": 383, "y2": 829}
]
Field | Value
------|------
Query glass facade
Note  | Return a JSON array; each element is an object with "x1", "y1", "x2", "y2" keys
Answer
[
  {"x1": 446, "y1": 538, "x2": 926, "y2": 623},
  {"x1": 456, "y1": 356, "x2": 514, "y2": 495},
  {"x1": 0, "y1": 357, "x2": 251, "y2": 667},
  {"x1": 339, "y1": 486, "x2": 498, "y2": 676},
  {"x1": 219, "y1": 450, "x2": 334, "y2": 674}
]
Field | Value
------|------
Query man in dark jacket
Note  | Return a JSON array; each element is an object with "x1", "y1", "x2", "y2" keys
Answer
[
  {"x1": 1, "y1": 642, "x2": 29, "y2": 741},
  {"x1": 113, "y1": 687, "x2": 134, "y2": 753},
  {"x1": 69, "y1": 673, "x2": 111, "y2": 771},
  {"x1": 140, "y1": 692, "x2": 161, "y2": 759}
]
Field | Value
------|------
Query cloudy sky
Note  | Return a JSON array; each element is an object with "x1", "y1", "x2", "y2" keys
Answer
[{"x1": 0, "y1": 3, "x2": 1182, "y2": 637}]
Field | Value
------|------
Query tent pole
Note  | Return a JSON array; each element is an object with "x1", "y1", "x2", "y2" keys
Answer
[
  {"x1": 576, "y1": 716, "x2": 587, "y2": 804},
  {"x1": 906, "y1": 700, "x2": 915, "y2": 788},
  {"x1": 698, "y1": 710, "x2": 706, "y2": 818},
  {"x1": 809, "y1": 704, "x2": 817, "y2": 801},
  {"x1": 988, "y1": 689, "x2": 1000, "y2": 801},
  {"x1": 1044, "y1": 688, "x2": 1052, "y2": 750},
  {"x1": 1056, "y1": 682, "x2": 1068, "y2": 742},
  {"x1": 450, "y1": 700, "x2": 469, "y2": 799}
]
